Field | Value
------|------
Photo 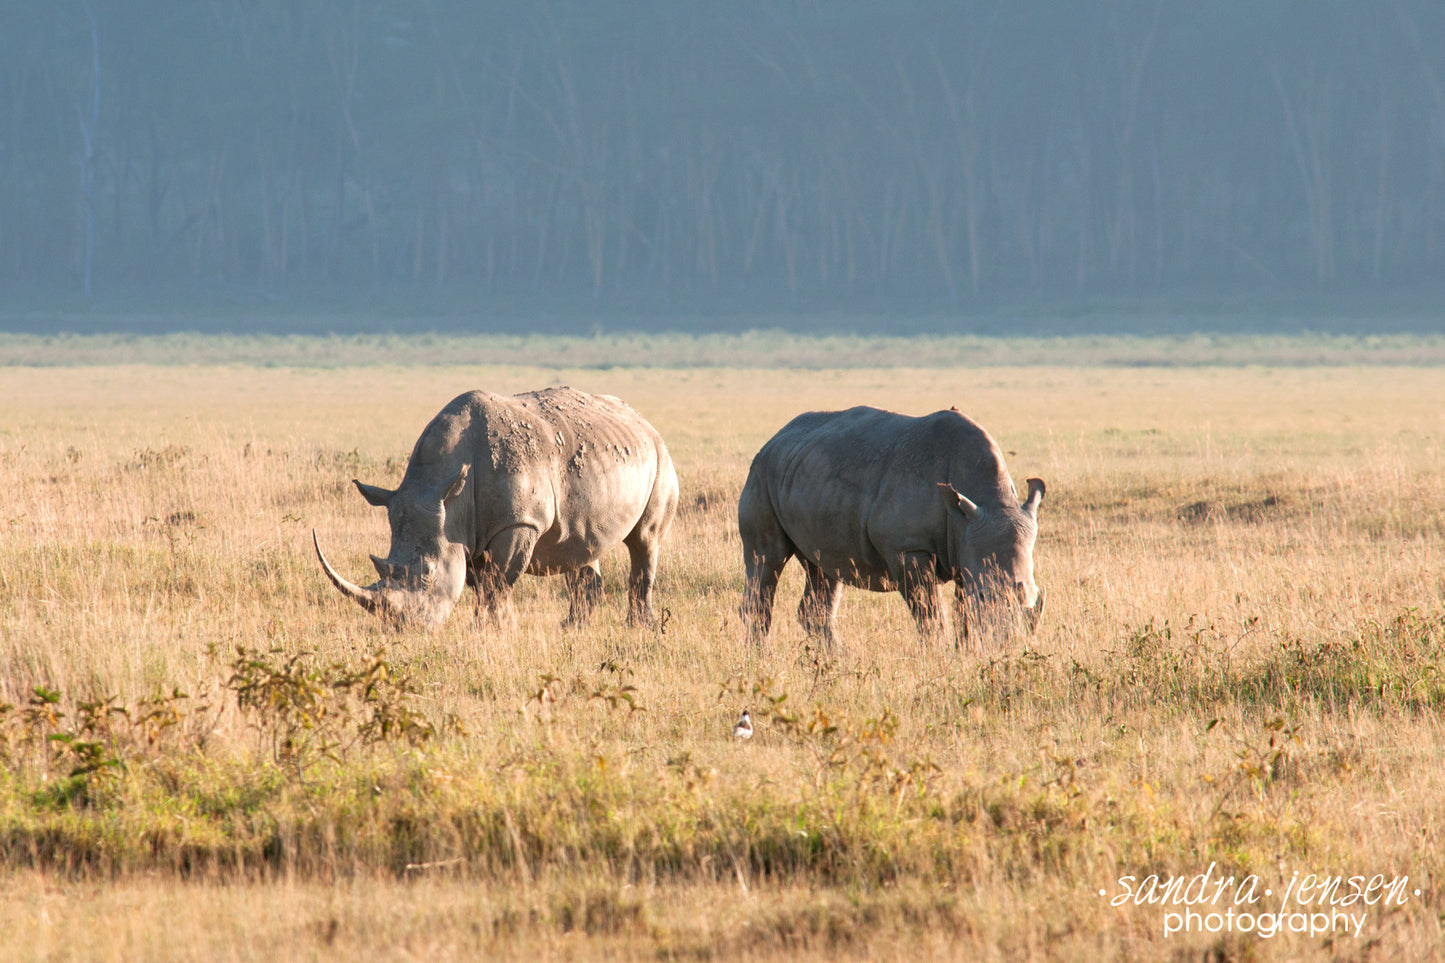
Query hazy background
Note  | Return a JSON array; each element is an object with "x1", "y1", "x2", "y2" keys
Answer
[{"x1": 4, "y1": 1, "x2": 1444, "y2": 336}]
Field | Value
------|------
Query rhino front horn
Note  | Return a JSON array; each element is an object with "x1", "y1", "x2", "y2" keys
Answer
[{"x1": 313, "y1": 530, "x2": 383, "y2": 614}]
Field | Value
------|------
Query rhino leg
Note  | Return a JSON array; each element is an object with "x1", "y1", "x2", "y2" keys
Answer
[
  {"x1": 623, "y1": 540, "x2": 658, "y2": 626},
  {"x1": 738, "y1": 483, "x2": 795, "y2": 644},
  {"x1": 623, "y1": 467, "x2": 677, "y2": 628},
  {"x1": 899, "y1": 551, "x2": 945, "y2": 643},
  {"x1": 471, "y1": 566, "x2": 512, "y2": 628},
  {"x1": 952, "y1": 582, "x2": 979, "y2": 653},
  {"x1": 475, "y1": 525, "x2": 540, "y2": 627},
  {"x1": 465, "y1": 557, "x2": 485, "y2": 622},
  {"x1": 797, "y1": 560, "x2": 842, "y2": 648},
  {"x1": 740, "y1": 551, "x2": 784, "y2": 644},
  {"x1": 563, "y1": 562, "x2": 604, "y2": 628}
]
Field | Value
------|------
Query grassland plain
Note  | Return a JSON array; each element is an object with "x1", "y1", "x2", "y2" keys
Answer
[
  {"x1": 0, "y1": 344, "x2": 1442, "y2": 960},
  {"x1": 3, "y1": 329, "x2": 1445, "y2": 369}
]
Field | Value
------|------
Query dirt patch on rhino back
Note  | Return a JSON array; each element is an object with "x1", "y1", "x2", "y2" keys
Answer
[
  {"x1": 479, "y1": 387, "x2": 662, "y2": 478},
  {"x1": 484, "y1": 408, "x2": 543, "y2": 474}
]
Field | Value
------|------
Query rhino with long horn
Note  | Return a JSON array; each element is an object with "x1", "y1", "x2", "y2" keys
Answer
[
  {"x1": 738, "y1": 404, "x2": 1044, "y2": 651},
  {"x1": 315, "y1": 387, "x2": 678, "y2": 629}
]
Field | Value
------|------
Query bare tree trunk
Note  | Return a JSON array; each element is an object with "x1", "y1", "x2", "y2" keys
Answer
[
  {"x1": 1106, "y1": 3, "x2": 1161, "y2": 283},
  {"x1": 920, "y1": 155, "x2": 956, "y2": 302},
  {"x1": 436, "y1": 206, "x2": 450, "y2": 283},
  {"x1": 931, "y1": 43, "x2": 983, "y2": 295},
  {"x1": 1271, "y1": 63, "x2": 1335, "y2": 285},
  {"x1": 78, "y1": 3, "x2": 100, "y2": 294},
  {"x1": 1073, "y1": 125, "x2": 1092, "y2": 291},
  {"x1": 1151, "y1": 139, "x2": 1165, "y2": 284},
  {"x1": 554, "y1": 55, "x2": 608, "y2": 299},
  {"x1": 1392, "y1": 1, "x2": 1445, "y2": 273},
  {"x1": 774, "y1": 173, "x2": 798, "y2": 300},
  {"x1": 279, "y1": 177, "x2": 291, "y2": 279},
  {"x1": 741, "y1": 153, "x2": 774, "y2": 278},
  {"x1": 1372, "y1": 89, "x2": 1394, "y2": 281},
  {"x1": 325, "y1": 0, "x2": 368, "y2": 279}
]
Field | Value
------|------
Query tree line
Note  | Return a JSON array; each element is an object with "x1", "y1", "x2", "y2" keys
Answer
[{"x1": 3, "y1": 1, "x2": 1443, "y2": 314}]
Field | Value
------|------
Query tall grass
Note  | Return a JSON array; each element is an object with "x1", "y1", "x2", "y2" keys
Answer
[{"x1": 0, "y1": 361, "x2": 1442, "y2": 960}]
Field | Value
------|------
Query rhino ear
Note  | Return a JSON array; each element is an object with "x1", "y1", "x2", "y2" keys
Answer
[
  {"x1": 1023, "y1": 477, "x2": 1045, "y2": 519},
  {"x1": 355, "y1": 480, "x2": 395, "y2": 507},
  {"x1": 937, "y1": 482, "x2": 979, "y2": 520},
  {"x1": 442, "y1": 464, "x2": 469, "y2": 503}
]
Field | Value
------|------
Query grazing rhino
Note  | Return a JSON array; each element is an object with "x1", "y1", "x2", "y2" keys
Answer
[
  {"x1": 737, "y1": 405, "x2": 1043, "y2": 650},
  {"x1": 314, "y1": 387, "x2": 678, "y2": 629}
]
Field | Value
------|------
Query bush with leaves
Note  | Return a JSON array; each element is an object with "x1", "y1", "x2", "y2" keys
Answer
[{"x1": 225, "y1": 646, "x2": 436, "y2": 780}]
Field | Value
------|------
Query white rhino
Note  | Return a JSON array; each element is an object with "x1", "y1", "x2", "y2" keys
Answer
[
  {"x1": 315, "y1": 387, "x2": 678, "y2": 629},
  {"x1": 737, "y1": 405, "x2": 1043, "y2": 649}
]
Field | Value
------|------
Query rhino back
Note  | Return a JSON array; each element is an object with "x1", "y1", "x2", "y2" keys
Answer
[
  {"x1": 475, "y1": 387, "x2": 672, "y2": 566},
  {"x1": 746, "y1": 406, "x2": 1015, "y2": 584}
]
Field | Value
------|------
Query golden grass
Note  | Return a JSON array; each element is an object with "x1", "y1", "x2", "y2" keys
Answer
[{"x1": 0, "y1": 358, "x2": 1443, "y2": 960}]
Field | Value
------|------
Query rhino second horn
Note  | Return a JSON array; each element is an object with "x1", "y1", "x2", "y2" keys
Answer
[
  {"x1": 313, "y1": 530, "x2": 382, "y2": 614},
  {"x1": 1025, "y1": 586, "x2": 1046, "y2": 633}
]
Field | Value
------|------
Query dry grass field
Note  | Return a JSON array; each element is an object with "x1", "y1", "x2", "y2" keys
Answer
[{"x1": 0, "y1": 341, "x2": 1442, "y2": 960}]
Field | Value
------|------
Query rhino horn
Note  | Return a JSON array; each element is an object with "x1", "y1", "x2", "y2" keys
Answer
[
  {"x1": 443, "y1": 464, "x2": 469, "y2": 501},
  {"x1": 937, "y1": 482, "x2": 979, "y2": 519},
  {"x1": 314, "y1": 530, "x2": 383, "y2": 614}
]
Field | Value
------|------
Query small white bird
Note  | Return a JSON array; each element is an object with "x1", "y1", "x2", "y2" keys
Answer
[{"x1": 734, "y1": 709, "x2": 753, "y2": 740}]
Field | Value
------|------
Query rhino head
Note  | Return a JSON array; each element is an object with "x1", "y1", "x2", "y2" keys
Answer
[
  {"x1": 313, "y1": 465, "x2": 471, "y2": 629},
  {"x1": 938, "y1": 477, "x2": 1046, "y2": 635}
]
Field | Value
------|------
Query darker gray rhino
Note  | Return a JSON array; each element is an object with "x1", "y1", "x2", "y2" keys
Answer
[
  {"x1": 314, "y1": 387, "x2": 678, "y2": 629},
  {"x1": 737, "y1": 405, "x2": 1044, "y2": 650}
]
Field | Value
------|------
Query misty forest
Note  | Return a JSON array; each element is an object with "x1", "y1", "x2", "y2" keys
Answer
[{"x1": 3, "y1": 1, "x2": 1445, "y2": 325}]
